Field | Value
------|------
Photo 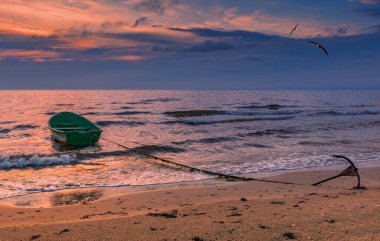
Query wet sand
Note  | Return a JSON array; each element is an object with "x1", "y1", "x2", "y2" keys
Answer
[{"x1": 0, "y1": 167, "x2": 379, "y2": 241}]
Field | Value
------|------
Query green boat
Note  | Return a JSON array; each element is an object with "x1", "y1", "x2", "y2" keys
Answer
[{"x1": 48, "y1": 112, "x2": 102, "y2": 146}]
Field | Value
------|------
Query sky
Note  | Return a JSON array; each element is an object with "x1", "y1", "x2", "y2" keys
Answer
[{"x1": 0, "y1": 0, "x2": 379, "y2": 90}]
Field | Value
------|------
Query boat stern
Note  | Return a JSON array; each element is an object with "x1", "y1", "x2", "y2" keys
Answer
[{"x1": 65, "y1": 130, "x2": 102, "y2": 146}]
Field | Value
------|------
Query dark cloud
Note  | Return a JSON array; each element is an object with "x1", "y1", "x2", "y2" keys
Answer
[
  {"x1": 350, "y1": 0, "x2": 380, "y2": 4},
  {"x1": 317, "y1": 26, "x2": 350, "y2": 36},
  {"x1": 132, "y1": 17, "x2": 151, "y2": 28},
  {"x1": 362, "y1": 24, "x2": 380, "y2": 32},
  {"x1": 181, "y1": 40, "x2": 234, "y2": 52},
  {"x1": 64, "y1": 24, "x2": 92, "y2": 37},
  {"x1": 0, "y1": 34, "x2": 64, "y2": 50},
  {"x1": 151, "y1": 39, "x2": 234, "y2": 54},
  {"x1": 61, "y1": 0, "x2": 92, "y2": 9},
  {"x1": 101, "y1": 21, "x2": 126, "y2": 30},
  {"x1": 352, "y1": 0, "x2": 380, "y2": 18},
  {"x1": 134, "y1": 0, "x2": 179, "y2": 14},
  {"x1": 101, "y1": 32, "x2": 177, "y2": 45},
  {"x1": 169, "y1": 28, "x2": 278, "y2": 41},
  {"x1": 360, "y1": 6, "x2": 380, "y2": 17},
  {"x1": 337, "y1": 27, "x2": 348, "y2": 34},
  {"x1": 151, "y1": 45, "x2": 174, "y2": 52},
  {"x1": 81, "y1": 47, "x2": 115, "y2": 55}
]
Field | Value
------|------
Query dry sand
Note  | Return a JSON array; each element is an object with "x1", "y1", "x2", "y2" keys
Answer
[{"x1": 0, "y1": 166, "x2": 379, "y2": 241}]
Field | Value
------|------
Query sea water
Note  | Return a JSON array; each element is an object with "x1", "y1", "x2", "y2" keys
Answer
[{"x1": 0, "y1": 90, "x2": 379, "y2": 198}]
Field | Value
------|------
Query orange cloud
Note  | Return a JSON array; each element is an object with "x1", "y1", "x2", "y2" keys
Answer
[
  {"x1": 0, "y1": 1, "x2": 102, "y2": 36},
  {"x1": 0, "y1": 49, "x2": 60, "y2": 61},
  {"x1": 201, "y1": 7, "x2": 362, "y2": 38},
  {"x1": 111, "y1": 55, "x2": 147, "y2": 61}
]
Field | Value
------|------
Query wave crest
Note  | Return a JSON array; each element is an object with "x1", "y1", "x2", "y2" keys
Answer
[{"x1": 0, "y1": 154, "x2": 77, "y2": 170}]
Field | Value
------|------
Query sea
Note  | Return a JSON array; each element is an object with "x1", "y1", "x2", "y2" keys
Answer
[{"x1": 0, "y1": 90, "x2": 379, "y2": 199}]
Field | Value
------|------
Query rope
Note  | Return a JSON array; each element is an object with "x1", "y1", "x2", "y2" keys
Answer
[{"x1": 99, "y1": 136, "x2": 299, "y2": 185}]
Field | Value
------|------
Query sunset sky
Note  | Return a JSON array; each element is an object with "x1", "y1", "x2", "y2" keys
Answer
[{"x1": 0, "y1": 0, "x2": 379, "y2": 89}]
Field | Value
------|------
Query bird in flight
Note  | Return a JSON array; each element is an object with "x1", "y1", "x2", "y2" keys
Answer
[
  {"x1": 308, "y1": 41, "x2": 329, "y2": 55},
  {"x1": 289, "y1": 24, "x2": 299, "y2": 36}
]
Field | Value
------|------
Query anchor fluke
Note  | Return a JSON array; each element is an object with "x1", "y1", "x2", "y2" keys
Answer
[{"x1": 313, "y1": 155, "x2": 365, "y2": 189}]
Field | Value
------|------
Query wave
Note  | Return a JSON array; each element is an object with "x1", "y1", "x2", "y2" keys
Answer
[
  {"x1": 164, "y1": 110, "x2": 302, "y2": 118},
  {"x1": 236, "y1": 104, "x2": 296, "y2": 110},
  {"x1": 195, "y1": 154, "x2": 360, "y2": 175},
  {"x1": 368, "y1": 120, "x2": 380, "y2": 127},
  {"x1": 77, "y1": 145, "x2": 186, "y2": 157},
  {"x1": 0, "y1": 129, "x2": 10, "y2": 134},
  {"x1": 142, "y1": 98, "x2": 181, "y2": 103},
  {"x1": 55, "y1": 103, "x2": 74, "y2": 106},
  {"x1": 227, "y1": 110, "x2": 303, "y2": 116},
  {"x1": 309, "y1": 110, "x2": 380, "y2": 117},
  {"x1": 13, "y1": 124, "x2": 38, "y2": 130},
  {"x1": 0, "y1": 154, "x2": 77, "y2": 170},
  {"x1": 44, "y1": 111, "x2": 57, "y2": 115},
  {"x1": 0, "y1": 121, "x2": 16, "y2": 125},
  {"x1": 237, "y1": 128, "x2": 303, "y2": 137},
  {"x1": 162, "y1": 116, "x2": 295, "y2": 126},
  {"x1": 173, "y1": 136, "x2": 239, "y2": 145},
  {"x1": 298, "y1": 139, "x2": 358, "y2": 146},
  {"x1": 0, "y1": 133, "x2": 34, "y2": 139},
  {"x1": 243, "y1": 143, "x2": 271, "y2": 148},
  {"x1": 297, "y1": 141, "x2": 330, "y2": 146},
  {"x1": 0, "y1": 124, "x2": 39, "y2": 134},
  {"x1": 127, "y1": 98, "x2": 180, "y2": 105},
  {"x1": 350, "y1": 104, "x2": 376, "y2": 108},
  {"x1": 172, "y1": 130, "x2": 293, "y2": 147},
  {"x1": 164, "y1": 110, "x2": 225, "y2": 118},
  {"x1": 114, "y1": 111, "x2": 151, "y2": 116},
  {"x1": 120, "y1": 106, "x2": 133, "y2": 110},
  {"x1": 80, "y1": 112, "x2": 100, "y2": 116},
  {"x1": 95, "y1": 121, "x2": 145, "y2": 127},
  {"x1": 78, "y1": 146, "x2": 185, "y2": 159}
]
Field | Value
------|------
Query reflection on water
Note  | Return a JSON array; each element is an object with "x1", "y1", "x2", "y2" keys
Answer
[{"x1": 0, "y1": 90, "x2": 379, "y2": 198}]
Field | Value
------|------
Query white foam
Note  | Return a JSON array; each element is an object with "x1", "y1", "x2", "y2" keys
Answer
[
  {"x1": 0, "y1": 154, "x2": 77, "y2": 169},
  {"x1": 197, "y1": 152, "x2": 380, "y2": 175}
]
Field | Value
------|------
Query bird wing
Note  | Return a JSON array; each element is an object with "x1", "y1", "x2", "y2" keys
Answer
[
  {"x1": 289, "y1": 24, "x2": 298, "y2": 36},
  {"x1": 320, "y1": 45, "x2": 329, "y2": 55},
  {"x1": 308, "y1": 40, "x2": 318, "y2": 45}
]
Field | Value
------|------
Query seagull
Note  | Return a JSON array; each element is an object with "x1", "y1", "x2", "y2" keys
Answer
[
  {"x1": 308, "y1": 41, "x2": 329, "y2": 55},
  {"x1": 289, "y1": 24, "x2": 299, "y2": 36}
]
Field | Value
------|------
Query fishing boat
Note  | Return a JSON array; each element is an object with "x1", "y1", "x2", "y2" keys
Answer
[{"x1": 48, "y1": 112, "x2": 102, "y2": 146}]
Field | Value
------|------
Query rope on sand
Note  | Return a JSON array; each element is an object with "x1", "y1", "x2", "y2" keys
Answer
[{"x1": 100, "y1": 137, "x2": 299, "y2": 185}]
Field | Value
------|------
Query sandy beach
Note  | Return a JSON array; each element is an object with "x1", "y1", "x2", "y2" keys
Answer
[{"x1": 0, "y1": 165, "x2": 379, "y2": 241}]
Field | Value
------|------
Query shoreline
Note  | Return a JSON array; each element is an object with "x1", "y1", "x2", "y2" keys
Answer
[
  {"x1": 0, "y1": 159, "x2": 377, "y2": 208},
  {"x1": 0, "y1": 165, "x2": 379, "y2": 240}
]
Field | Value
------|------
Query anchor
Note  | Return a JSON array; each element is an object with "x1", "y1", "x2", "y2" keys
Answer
[{"x1": 313, "y1": 155, "x2": 365, "y2": 189}]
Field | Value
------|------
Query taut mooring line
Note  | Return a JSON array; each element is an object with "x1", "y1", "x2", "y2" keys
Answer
[{"x1": 100, "y1": 136, "x2": 298, "y2": 185}]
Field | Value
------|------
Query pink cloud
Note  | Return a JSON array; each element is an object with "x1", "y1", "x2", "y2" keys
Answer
[
  {"x1": 0, "y1": 49, "x2": 60, "y2": 61},
  {"x1": 198, "y1": 7, "x2": 365, "y2": 38},
  {"x1": 111, "y1": 55, "x2": 147, "y2": 61}
]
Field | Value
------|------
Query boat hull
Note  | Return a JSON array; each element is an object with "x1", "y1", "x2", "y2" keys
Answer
[
  {"x1": 49, "y1": 112, "x2": 102, "y2": 146},
  {"x1": 50, "y1": 129, "x2": 101, "y2": 146}
]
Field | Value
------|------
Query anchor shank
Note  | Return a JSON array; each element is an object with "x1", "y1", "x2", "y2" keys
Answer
[{"x1": 312, "y1": 174, "x2": 342, "y2": 186}]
